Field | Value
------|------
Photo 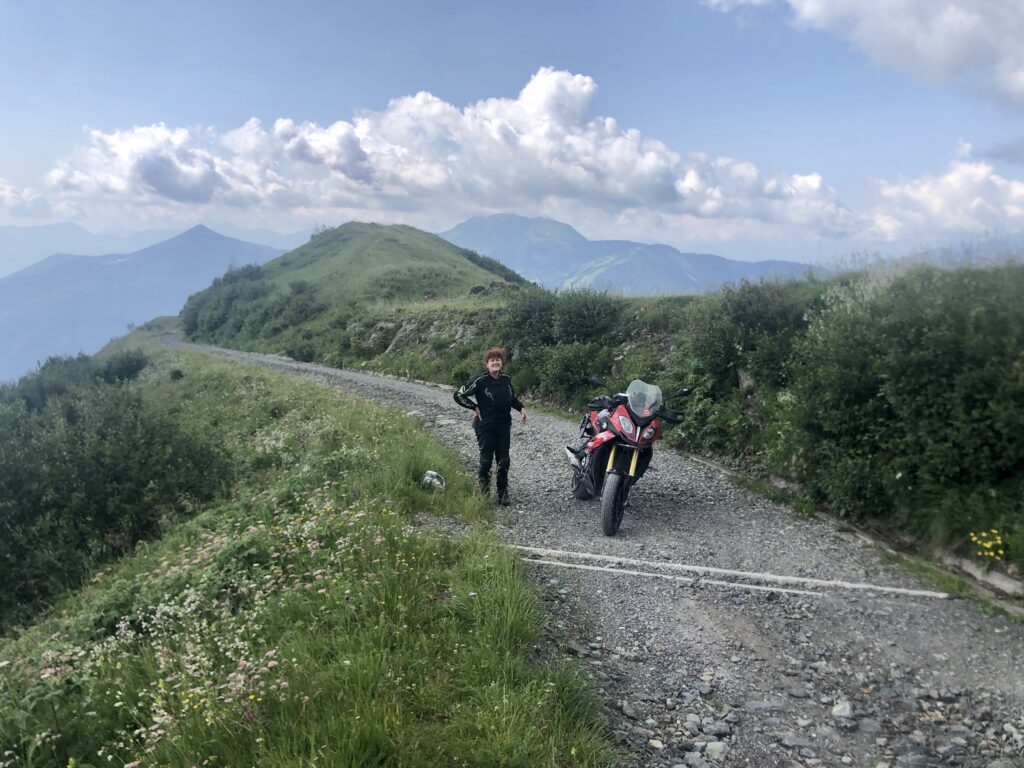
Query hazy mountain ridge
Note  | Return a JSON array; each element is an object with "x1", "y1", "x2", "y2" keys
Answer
[
  {"x1": 0, "y1": 226, "x2": 283, "y2": 382},
  {"x1": 0, "y1": 222, "x2": 309, "y2": 279},
  {"x1": 440, "y1": 214, "x2": 819, "y2": 294}
]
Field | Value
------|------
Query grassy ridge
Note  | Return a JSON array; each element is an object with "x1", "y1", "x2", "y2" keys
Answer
[{"x1": 0, "y1": 350, "x2": 618, "y2": 768}]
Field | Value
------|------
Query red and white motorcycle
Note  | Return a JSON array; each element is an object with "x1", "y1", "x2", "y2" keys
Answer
[{"x1": 565, "y1": 378, "x2": 688, "y2": 536}]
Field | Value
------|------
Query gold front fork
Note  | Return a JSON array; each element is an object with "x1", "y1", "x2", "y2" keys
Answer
[
  {"x1": 628, "y1": 448, "x2": 640, "y2": 477},
  {"x1": 605, "y1": 446, "x2": 617, "y2": 473}
]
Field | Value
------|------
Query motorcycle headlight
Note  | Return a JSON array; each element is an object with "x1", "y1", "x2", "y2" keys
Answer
[
  {"x1": 641, "y1": 426, "x2": 657, "y2": 441},
  {"x1": 617, "y1": 414, "x2": 634, "y2": 434}
]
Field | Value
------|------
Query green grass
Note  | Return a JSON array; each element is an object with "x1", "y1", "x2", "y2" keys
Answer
[
  {"x1": 730, "y1": 475, "x2": 817, "y2": 518},
  {"x1": 878, "y1": 551, "x2": 975, "y2": 598},
  {"x1": 0, "y1": 350, "x2": 620, "y2": 768},
  {"x1": 265, "y1": 223, "x2": 511, "y2": 301}
]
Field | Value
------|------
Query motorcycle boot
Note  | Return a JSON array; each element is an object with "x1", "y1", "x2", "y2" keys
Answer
[{"x1": 478, "y1": 469, "x2": 491, "y2": 496}]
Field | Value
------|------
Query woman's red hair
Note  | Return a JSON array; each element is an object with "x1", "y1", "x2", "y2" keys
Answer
[{"x1": 483, "y1": 347, "x2": 507, "y2": 365}]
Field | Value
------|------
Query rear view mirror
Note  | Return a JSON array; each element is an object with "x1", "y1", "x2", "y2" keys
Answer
[
  {"x1": 588, "y1": 376, "x2": 606, "y2": 387},
  {"x1": 673, "y1": 387, "x2": 691, "y2": 398}
]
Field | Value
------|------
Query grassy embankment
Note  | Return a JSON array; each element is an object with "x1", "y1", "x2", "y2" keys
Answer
[{"x1": 0, "y1": 345, "x2": 619, "y2": 768}]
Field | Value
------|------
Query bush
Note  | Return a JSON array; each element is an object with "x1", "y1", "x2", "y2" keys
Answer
[
  {"x1": 783, "y1": 263, "x2": 1024, "y2": 559},
  {"x1": 0, "y1": 369, "x2": 230, "y2": 630},
  {"x1": 537, "y1": 342, "x2": 613, "y2": 404},
  {"x1": 551, "y1": 289, "x2": 626, "y2": 344}
]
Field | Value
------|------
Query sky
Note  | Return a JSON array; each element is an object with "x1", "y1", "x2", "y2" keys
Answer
[{"x1": 1, "y1": 0, "x2": 1023, "y2": 263}]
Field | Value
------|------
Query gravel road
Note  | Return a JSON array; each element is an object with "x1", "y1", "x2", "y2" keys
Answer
[{"x1": 168, "y1": 340, "x2": 1024, "y2": 768}]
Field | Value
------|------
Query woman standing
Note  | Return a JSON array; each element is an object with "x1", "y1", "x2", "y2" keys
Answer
[{"x1": 453, "y1": 347, "x2": 528, "y2": 505}]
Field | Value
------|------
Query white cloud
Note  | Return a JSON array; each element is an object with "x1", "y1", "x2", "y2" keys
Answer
[
  {"x1": 24, "y1": 67, "x2": 1024, "y2": 250},
  {"x1": 872, "y1": 156, "x2": 1024, "y2": 240},
  {"x1": 704, "y1": 0, "x2": 1024, "y2": 108},
  {"x1": 35, "y1": 68, "x2": 860, "y2": 242},
  {"x1": 0, "y1": 178, "x2": 49, "y2": 217}
]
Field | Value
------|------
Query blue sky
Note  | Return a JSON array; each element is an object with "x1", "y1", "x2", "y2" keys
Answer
[{"x1": 2, "y1": 0, "x2": 1023, "y2": 262}]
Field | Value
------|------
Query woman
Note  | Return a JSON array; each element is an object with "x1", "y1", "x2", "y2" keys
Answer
[{"x1": 453, "y1": 347, "x2": 527, "y2": 505}]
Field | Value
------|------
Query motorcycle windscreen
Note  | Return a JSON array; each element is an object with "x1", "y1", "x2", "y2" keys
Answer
[{"x1": 626, "y1": 380, "x2": 663, "y2": 418}]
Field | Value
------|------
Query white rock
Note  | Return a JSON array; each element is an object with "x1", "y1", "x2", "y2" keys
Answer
[
  {"x1": 832, "y1": 700, "x2": 853, "y2": 718},
  {"x1": 705, "y1": 741, "x2": 729, "y2": 762}
]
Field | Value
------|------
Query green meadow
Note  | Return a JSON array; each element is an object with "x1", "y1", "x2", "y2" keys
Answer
[{"x1": 0, "y1": 348, "x2": 619, "y2": 768}]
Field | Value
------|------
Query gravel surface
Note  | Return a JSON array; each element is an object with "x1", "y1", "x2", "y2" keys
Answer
[{"x1": 169, "y1": 340, "x2": 1024, "y2": 768}]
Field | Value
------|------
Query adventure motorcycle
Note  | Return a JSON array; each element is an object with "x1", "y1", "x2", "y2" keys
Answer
[{"x1": 565, "y1": 378, "x2": 689, "y2": 536}]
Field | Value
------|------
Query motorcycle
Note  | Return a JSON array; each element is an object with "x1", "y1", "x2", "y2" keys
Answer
[{"x1": 565, "y1": 377, "x2": 689, "y2": 536}]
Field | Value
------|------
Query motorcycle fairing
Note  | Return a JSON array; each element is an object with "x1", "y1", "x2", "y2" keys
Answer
[{"x1": 584, "y1": 429, "x2": 617, "y2": 452}]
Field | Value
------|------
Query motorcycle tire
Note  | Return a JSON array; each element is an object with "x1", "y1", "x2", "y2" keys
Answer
[{"x1": 600, "y1": 473, "x2": 625, "y2": 536}]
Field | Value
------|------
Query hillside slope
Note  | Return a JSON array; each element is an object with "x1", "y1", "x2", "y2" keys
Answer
[
  {"x1": 180, "y1": 221, "x2": 524, "y2": 365},
  {"x1": 261, "y1": 222, "x2": 523, "y2": 299},
  {"x1": 0, "y1": 226, "x2": 282, "y2": 382}
]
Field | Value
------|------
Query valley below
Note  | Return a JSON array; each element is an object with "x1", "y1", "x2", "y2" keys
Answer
[{"x1": 166, "y1": 337, "x2": 1024, "y2": 768}]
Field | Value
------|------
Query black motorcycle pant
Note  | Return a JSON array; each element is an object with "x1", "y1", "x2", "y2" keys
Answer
[{"x1": 474, "y1": 418, "x2": 511, "y2": 493}]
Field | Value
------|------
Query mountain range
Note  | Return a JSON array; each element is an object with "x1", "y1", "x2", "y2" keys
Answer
[
  {"x1": 440, "y1": 214, "x2": 819, "y2": 293},
  {"x1": 0, "y1": 226, "x2": 282, "y2": 382},
  {"x1": 0, "y1": 223, "x2": 309, "y2": 279},
  {"x1": 1, "y1": 213, "x2": 827, "y2": 383}
]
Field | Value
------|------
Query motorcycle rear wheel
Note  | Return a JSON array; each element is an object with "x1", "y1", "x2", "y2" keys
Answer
[{"x1": 600, "y1": 473, "x2": 625, "y2": 536}]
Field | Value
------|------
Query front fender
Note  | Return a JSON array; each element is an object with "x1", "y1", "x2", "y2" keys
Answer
[{"x1": 585, "y1": 430, "x2": 616, "y2": 452}]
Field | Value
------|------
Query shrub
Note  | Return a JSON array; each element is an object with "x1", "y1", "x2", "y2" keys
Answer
[
  {"x1": 537, "y1": 342, "x2": 613, "y2": 404},
  {"x1": 783, "y1": 263, "x2": 1024, "y2": 558},
  {"x1": 0, "y1": 371, "x2": 230, "y2": 630}
]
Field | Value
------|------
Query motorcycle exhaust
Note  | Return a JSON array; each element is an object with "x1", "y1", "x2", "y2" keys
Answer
[{"x1": 564, "y1": 446, "x2": 582, "y2": 469}]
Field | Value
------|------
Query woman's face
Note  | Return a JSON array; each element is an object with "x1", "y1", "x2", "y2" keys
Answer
[{"x1": 486, "y1": 356, "x2": 503, "y2": 375}]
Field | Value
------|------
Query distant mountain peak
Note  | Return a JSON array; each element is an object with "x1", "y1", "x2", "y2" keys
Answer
[{"x1": 441, "y1": 213, "x2": 820, "y2": 295}]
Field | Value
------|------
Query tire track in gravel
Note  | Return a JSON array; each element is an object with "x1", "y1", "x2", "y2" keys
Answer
[{"x1": 167, "y1": 339, "x2": 1024, "y2": 768}]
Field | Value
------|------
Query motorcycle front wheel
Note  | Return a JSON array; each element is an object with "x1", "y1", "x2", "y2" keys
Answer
[{"x1": 600, "y1": 472, "x2": 625, "y2": 536}]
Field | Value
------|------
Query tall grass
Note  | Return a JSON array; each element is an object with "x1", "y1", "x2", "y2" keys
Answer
[{"x1": 0, "y1": 352, "x2": 619, "y2": 768}]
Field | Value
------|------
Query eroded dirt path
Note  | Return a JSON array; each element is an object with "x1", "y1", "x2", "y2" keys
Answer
[{"x1": 167, "y1": 340, "x2": 1024, "y2": 768}]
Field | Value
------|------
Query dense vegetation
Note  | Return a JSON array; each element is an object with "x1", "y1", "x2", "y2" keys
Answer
[
  {"x1": 0, "y1": 350, "x2": 617, "y2": 767},
  {"x1": 0, "y1": 351, "x2": 229, "y2": 630},
  {"x1": 182, "y1": 231, "x2": 1024, "y2": 570}
]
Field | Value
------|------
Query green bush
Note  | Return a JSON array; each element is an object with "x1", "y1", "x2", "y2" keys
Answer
[
  {"x1": 782, "y1": 264, "x2": 1024, "y2": 561},
  {"x1": 537, "y1": 342, "x2": 613, "y2": 404},
  {"x1": 0, "y1": 367, "x2": 230, "y2": 630},
  {"x1": 551, "y1": 289, "x2": 626, "y2": 344}
]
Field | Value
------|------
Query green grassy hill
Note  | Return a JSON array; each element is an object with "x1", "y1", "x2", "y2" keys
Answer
[
  {"x1": 179, "y1": 222, "x2": 526, "y2": 372},
  {"x1": 262, "y1": 222, "x2": 524, "y2": 299}
]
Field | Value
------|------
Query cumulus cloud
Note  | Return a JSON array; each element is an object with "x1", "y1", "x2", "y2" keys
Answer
[
  {"x1": 0, "y1": 178, "x2": 49, "y2": 217},
  {"x1": 36, "y1": 67, "x2": 862, "y2": 241},
  {"x1": 703, "y1": 0, "x2": 1024, "y2": 108},
  {"x1": 871, "y1": 156, "x2": 1024, "y2": 240}
]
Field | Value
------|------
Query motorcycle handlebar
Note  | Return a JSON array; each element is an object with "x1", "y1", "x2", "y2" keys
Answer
[{"x1": 657, "y1": 408, "x2": 684, "y2": 424}]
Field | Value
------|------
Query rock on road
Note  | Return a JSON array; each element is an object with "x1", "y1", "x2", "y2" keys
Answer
[{"x1": 168, "y1": 339, "x2": 1024, "y2": 768}]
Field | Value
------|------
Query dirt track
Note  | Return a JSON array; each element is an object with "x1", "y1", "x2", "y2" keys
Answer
[{"x1": 167, "y1": 339, "x2": 1024, "y2": 768}]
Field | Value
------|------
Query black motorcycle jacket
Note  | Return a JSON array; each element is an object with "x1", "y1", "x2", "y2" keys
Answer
[{"x1": 454, "y1": 371, "x2": 524, "y2": 425}]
